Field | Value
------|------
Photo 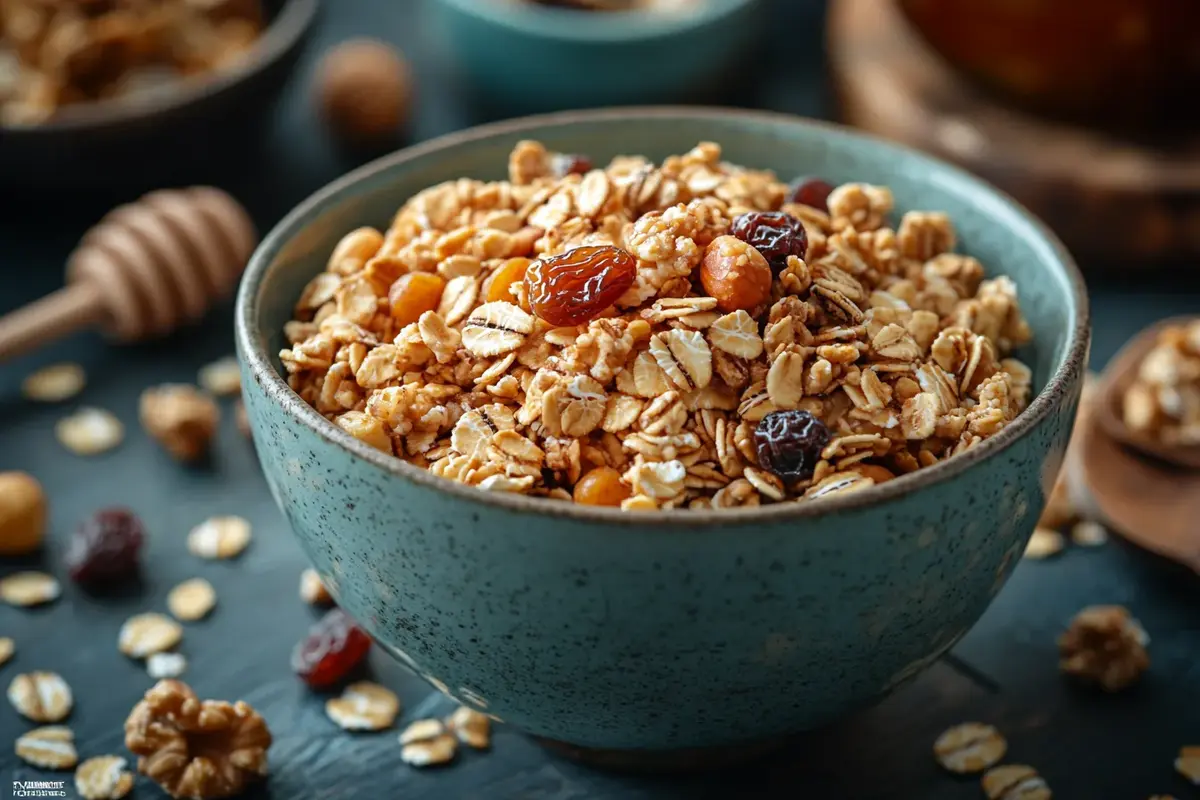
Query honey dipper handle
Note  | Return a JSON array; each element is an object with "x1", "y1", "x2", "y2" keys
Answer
[{"x1": 0, "y1": 283, "x2": 104, "y2": 362}]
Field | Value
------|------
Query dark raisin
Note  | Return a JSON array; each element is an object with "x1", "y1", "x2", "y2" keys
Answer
[
  {"x1": 64, "y1": 508, "x2": 144, "y2": 584},
  {"x1": 552, "y1": 153, "x2": 593, "y2": 177},
  {"x1": 730, "y1": 211, "x2": 808, "y2": 273},
  {"x1": 787, "y1": 177, "x2": 834, "y2": 211},
  {"x1": 292, "y1": 608, "x2": 372, "y2": 689},
  {"x1": 754, "y1": 410, "x2": 832, "y2": 483}
]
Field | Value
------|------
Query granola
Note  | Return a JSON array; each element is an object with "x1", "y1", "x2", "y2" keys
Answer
[
  {"x1": 1122, "y1": 319, "x2": 1200, "y2": 446},
  {"x1": 280, "y1": 141, "x2": 1033, "y2": 510}
]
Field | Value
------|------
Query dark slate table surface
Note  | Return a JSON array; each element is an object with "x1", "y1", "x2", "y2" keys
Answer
[{"x1": 3, "y1": 1, "x2": 1200, "y2": 798}]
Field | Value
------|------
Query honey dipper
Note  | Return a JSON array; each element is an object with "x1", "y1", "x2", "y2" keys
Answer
[{"x1": 0, "y1": 187, "x2": 256, "y2": 362}]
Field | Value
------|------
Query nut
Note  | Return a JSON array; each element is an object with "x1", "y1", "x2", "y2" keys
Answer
[
  {"x1": 140, "y1": 384, "x2": 220, "y2": 463},
  {"x1": 125, "y1": 679, "x2": 272, "y2": 800},
  {"x1": 316, "y1": 39, "x2": 411, "y2": 146},
  {"x1": 699, "y1": 236, "x2": 772, "y2": 316},
  {"x1": 1058, "y1": 604, "x2": 1149, "y2": 691},
  {"x1": 0, "y1": 471, "x2": 46, "y2": 555}
]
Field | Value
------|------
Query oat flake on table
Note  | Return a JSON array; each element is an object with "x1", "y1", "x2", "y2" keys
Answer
[
  {"x1": 146, "y1": 652, "x2": 188, "y2": 679},
  {"x1": 0, "y1": 636, "x2": 13, "y2": 665},
  {"x1": 325, "y1": 681, "x2": 401, "y2": 731},
  {"x1": 933, "y1": 722, "x2": 1007, "y2": 774},
  {"x1": 1023, "y1": 528, "x2": 1064, "y2": 560},
  {"x1": 15, "y1": 726, "x2": 78, "y2": 769},
  {"x1": 8, "y1": 671, "x2": 73, "y2": 722},
  {"x1": 75, "y1": 755, "x2": 134, "y2": 800},
  {"x1": 0, "y1": 571, "x2": 61, "y2": 607},
  {"x1": 22, "y1": 363, "x2": 86, "y2": 402},
  {"x1": 118, "y1": 613, "x2": 183, "y2": 658},
  {"x1": 55, "y1": 407, "x2": 124, "y2": 455},
  {"x1": 187, "y1": 516, "x2": 252, "y2": 559},
  {"x1": 1177, "y1": 746, "x2": 1200, "y2": 784},
  {"x1": 981, "y1": 764, "x2": 1051, "y2": 800},
  {"x1": 448, "y1": 705, "x2": 491, "y2": 750},
  {"x1": 198, "y1": 356, "x2": 242, "y2": 396},
  {"x1": 167, "y1": 577, "x2": 217, "y2": 621},
  {"x1": 401, "y1": 732, "x2": 458, "y2": 767}
]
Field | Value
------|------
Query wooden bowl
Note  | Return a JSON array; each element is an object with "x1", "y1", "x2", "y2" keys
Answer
[{"x1": 0, "y1": 0, "x2": 317, "y2": 192}]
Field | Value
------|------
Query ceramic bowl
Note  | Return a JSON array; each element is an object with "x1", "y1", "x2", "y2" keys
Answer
[
  {"x1": 426, "y1": 0, "x2": 764, "y2": 113},
  {"x1": 236, "y1": 108, "x2": 1089, "y2": 753}
]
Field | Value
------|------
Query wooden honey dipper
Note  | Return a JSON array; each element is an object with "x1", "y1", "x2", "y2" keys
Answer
[{"x1": 0, "y1": 187, "x2": 257, "y2": 361}]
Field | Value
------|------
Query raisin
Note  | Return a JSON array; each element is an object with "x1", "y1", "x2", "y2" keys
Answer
[
  {"x1": 552, "y1": 153, "x2": 592, "y2": 177},
  {"x1": 526, "y1": 245, "x2": 636, "y2": 326},
  {"x1": 787, "y1": 177, "x2": 834, "y2": 211},
  {"x1": 292, "y1": 608, "x2": 372, "y2": 689},
  {"x1": 64, "y1": 508, "x2": 144, "y2": 584},
  {"x1": 573, "y1": 467, "x2": 631, "y2": 507},
  {"x1": 754, "y1": 410, "x2": 832, "y2": 483},
  {"x1": 730, "y1": 211, "x2": 808, "y2": 273}
]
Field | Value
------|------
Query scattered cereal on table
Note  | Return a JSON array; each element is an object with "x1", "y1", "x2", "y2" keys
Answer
[
  {"x1": 167, "y1": 578, "x2": 217, "y2": 621},
  {"x1": 145, "y1": 652, "x2": 188, "y2": 680},
  {"x1": 75, "y1": 755, "x2": 134, "y2": 800},
  {"x1": 118, "y1": 613, "x2": 183, "y2": 659},
  {"x1": 0, "y1": 636, "x2": 13, "y2": 666},
  {"x1": 299, "y1": 568, "x2": 333, "y2": 606},
  {"x1": 0, "y1": 571, "x2": 60, "y2": 607},
  {"x1": 399, "y1": 718, "x2": 446, "y2": 745},
  {"x1": 0, "y1": 471, "x2": 46, "y2": 555},
  {"x1": 8, "y1": 671, "x2": 72, "y2": 722},
  {"x1": 198, "y1": 356, "x2": 242, "y2": 396},
  {"x1": 22, "y1": 363, "x2": 86, "y2": 402},
  {"x1": 15, "y1": 726, "x2": 77, "y2": 770},
  {"x1": 125, "y1": 680, "x2": 271, "y2": 799},
  {"x1": 1069, "y1": 520, "x2": 1108, "y2": 547},
  {"x1": 401, "y1": 732, "x2": 459, "y2": 767},
  {"x1": 1176, "y1": 745, "x2": 1200, "y2": 784},
  {"x1": 1023, "y1": 528, "x2": 1065, "y2": 560},
  {"x1": 448, "y1": 705, "x2": 491, "y2": 750},
  {"x1": 981, "y1": 764, "x2": 1051, "y2": 800},
  {"x1": 139, "y1": 384, "x2": 220, "y2": 463},
  {"x1": 1058, "y1": 605, "x2": 1149, "y2": 691},
  {"x1": 55, "y1": 408, "x2": 123, "y2": 456},
  {"x1": 933, "y1": 722, "x2": 1007, "y2": 774},
  {"x1": 325, "y1": 681, "x2": 401, "y2": 731},
  {"x1": 65, "y1": 509, "x2": 144, "y2": 585},
  {"x1": 187, "y1": 515, "x2": 252, "y2": 559}
]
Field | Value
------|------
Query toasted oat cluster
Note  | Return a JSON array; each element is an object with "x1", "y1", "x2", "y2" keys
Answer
[
  {"x1": 1122, "y1": 319, "x2": 1200, "y2": 446},
  {"x1": 0, "y1": 0, "x2": 264, "y2": 125},
  {"x1": 280, "y1": 141, "x2": 1033, "y2": 511}
]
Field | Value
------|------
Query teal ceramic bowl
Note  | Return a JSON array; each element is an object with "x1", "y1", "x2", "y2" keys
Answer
[
  {"x1": 426, "y1": 0, "x2": 764, "y2": 112},
  {"x1": 236, "y1": 108, "x2": 1089, "y2": 754}
]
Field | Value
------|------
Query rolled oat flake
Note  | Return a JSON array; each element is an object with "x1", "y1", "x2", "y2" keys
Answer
[
  {"x1": 75, "y1": 755, "x2": 134, "y2": 800},
  {"x1": 15, "y1": 726, "x2": 78, "y2": 769},
  {"x1": 8, "y1": 671, "x2": 73, "y2": 722},
  {"x1": 0, "y1": 571, "x2": 61, "y2": 607},
  {"x1": 933, "y1": 722, "x2": 1007, "y2": 774},
  {"x1": 1177, "y1": 745, "x2": 1200, "y2": 784},
  {"x1": 118, "y1": 612, "x2": 183, "y2": 658},
  {"x1": 22, "y1": 363, "x2": 86, "y2": 402},
  {"x1": 401, "y1": 733, "x2": 458, "y2": 767},
  {"x1": 187, "y1": 516, "x2": 252, "y2": 559},
  {"x1": 146, "y1": 652, "x2": 188, "y2": 680},
  {"x1": 167, "y1": 577, "x2": 217, "y2": 621},
  {"x1": 399, "y1": 718, "x2": 446, "y2": 745},
  {"x1": 0, "y1": 636, "x2": 13, "y2": 665},
  {"x1": 981, "y1": 764, "x2": 1051, "y2": 800},
  {"x1": 325, "y1": 681, "x2": 401, "y2": 731},
  {"x1": 55, "y1": 407, "x2": 124, "y2": 455}
]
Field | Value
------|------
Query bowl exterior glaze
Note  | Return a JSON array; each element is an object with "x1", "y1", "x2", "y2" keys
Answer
[{"x1": 237, "y1": 109, "x2": 1087, "y2": 750}]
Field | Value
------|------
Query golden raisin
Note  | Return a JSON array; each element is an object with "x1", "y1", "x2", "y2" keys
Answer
[
  {"x1": 699, "y1": 235, "x2": 772, "y2": 316},
  {"x1": 388, "y1": 273, "x2": 445, "y2": 326},
  {"x1": 573, "y1": 467, "x2": 632, "y2": 507},
  {"x1": 526, "y1": 245, "x2": 637, "y2": 326},
  {"x1": 485, "y1": 258, "x2": 531, "y2": 304}
]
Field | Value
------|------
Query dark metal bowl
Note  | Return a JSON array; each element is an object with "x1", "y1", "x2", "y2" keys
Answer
[{"x1": 0, "y1": 0, "x2": 318, "y2": 192}]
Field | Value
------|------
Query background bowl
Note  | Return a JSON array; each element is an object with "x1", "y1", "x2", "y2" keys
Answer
[
  {"x1": 0, "y1": 0, "x2": 317, "y2": 193},
  {"x1": 426, "y1": 0, "x2": 763, "y2": 113},
  {"x1": 236, "y1": 108, "x2": 1089, "y2": 752}
]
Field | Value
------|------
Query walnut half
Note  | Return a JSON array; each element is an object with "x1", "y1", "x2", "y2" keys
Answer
[
  {"x1": 1058, "y1": 605, "x2": 1149, "y2": 692},
  {"x1": 124, "y1": 680, "x2": 271, "y2": 799}
]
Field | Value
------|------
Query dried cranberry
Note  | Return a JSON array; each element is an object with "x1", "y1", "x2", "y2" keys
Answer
[
  {"x1": 526, "y1": 245, "x2": 637, "y2": 326},
  {"x1": 787, "y1": 177, "x2": 834, "y2": 211},
  {"x1": 292, "y1": 608, "x2": 372, "y2": 689},
  {"x1": 754, "y1": 410, "x2": 832, "y2": 483},
  {"x1": 730, "y1": 211, "x2": 808, "y2": 273},
  {"x1": 65, "y1": 508, "x2": 144, "y2": 584},
  {"x1": 552, "y1": 153, "x2": 592, "y2": 177}
]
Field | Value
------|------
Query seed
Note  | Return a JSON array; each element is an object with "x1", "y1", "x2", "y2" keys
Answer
[
  {"x1": 448, "y1": 705, "x2": 491, "y2": 750},
  {"x1": 981, "y1": 764, "x2": 1051, "y2": 800},
  {"x1": 399, "y1": 718, "x2": 446, "y2": 745},
  {"x1": 325, "y1": 681, "x2": 401, "y2": 731},
  {"x1": 75, "y1": 755, "x2": 134, "y2": 800},
  {"x1": 167, "y1": 578, "x2": 217, "y2": 621},
  {"x1": 1177, "y1": 745, "x2": 1200, "y2": 784},
  {"x1": 197, "y1": 356, "x2": 242, "y2": 396},
  {"x1": 8, "y1": 671, "x2": 72, "y2": 722},
  {"x1": 55, "y1": 407, "x2": 124, "y2": 455},
  {"x1": 933, "y1": 722, "x2": 1007, "y2": 774},
  {"x1": 22, "y1": 363, "x2": 86, "y2": 402},
  {"x1": 1070, "y1": 520, "x2": 1108, "y2": 547},
  {"x1": 1023, "y1": 528, "x2": 1065, "y2": 559},
  {"x1": 299, "y1": 569, "x2": 334, "y2": 606},
  {"x1": 15, "y1": 726, "x2": 77, "y2": 769},
  {"x1": 401, "y1": 733, "x2": 458, "y2": 767},
  {"x1": 118, "y1": 613, "x2": 183, "y2": 658},
  {"x1": 146, "y1": 652, "x2": 188, "y2": 680},
  {"x1": 187, "y1": 516, "x2": 252, "y2": 559},
  {"x1": 0, "y1": 571, "x2": 61, "y2": 607},
  {"x1": 0, "y1": 636, "x2": 13, "y2": 665}
]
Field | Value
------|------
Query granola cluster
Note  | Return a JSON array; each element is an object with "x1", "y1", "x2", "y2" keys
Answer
[
  {"x1": 0, "y1": 0, "x2": 264, "y2": 125},
  {"x1": 1122, "y1": 319, "x2": 1200, "y2": 446},
  {"x1": 280, "y1": 140, "x2": 1033, "y2": 511}
]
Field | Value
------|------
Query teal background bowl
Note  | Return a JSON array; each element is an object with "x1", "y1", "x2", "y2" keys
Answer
[
  {"x1": 236, "y1": 108, "x2": 1089, "y2": 752},
  {"x1": 426, "y1": 0, "x2": 764, "y2": 112}
]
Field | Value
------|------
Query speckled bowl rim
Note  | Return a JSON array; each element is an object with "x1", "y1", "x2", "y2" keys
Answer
[
  {"x1": 0, "y1": 0, "x2": 317, "y2": 134},
  {"x1": 432, "y1": 0, "x2": 758, "y2": 41},
  {"x1": 237, "y1": 106, "x2": 1091, "y2": 529}
]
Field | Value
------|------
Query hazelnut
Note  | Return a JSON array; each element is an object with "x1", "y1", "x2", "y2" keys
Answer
[
  {"x1": 139, "y1": 385, "x2": 219, "y2": 463},
  {"x1": 0, "y1": 472, "x2": 47, "y2": 556},
  {"x1": 699, "y1": 235, "x2": 773, "y2": 316},
  {"x1": 315, "y1": 39, "x2": 411, "y2": 147}
]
